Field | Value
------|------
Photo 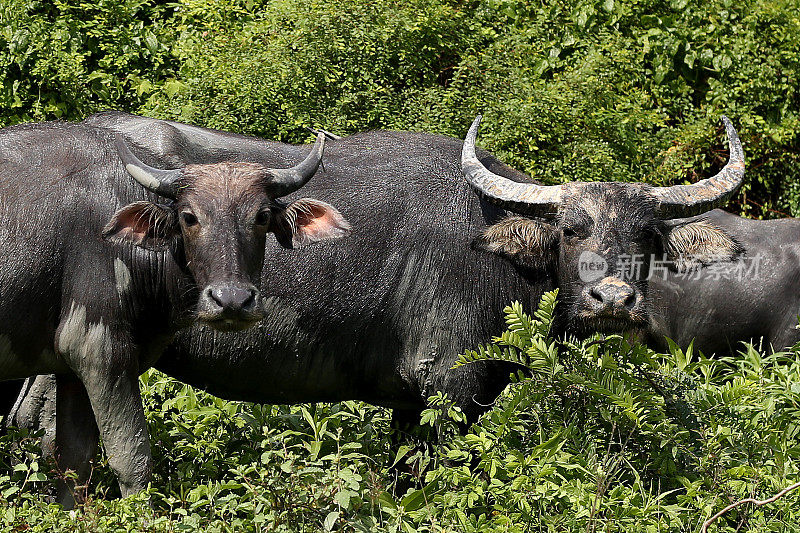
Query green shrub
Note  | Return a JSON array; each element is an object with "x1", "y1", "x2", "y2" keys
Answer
[
  {"x1": 2, "y1": 0, "x2": 796, "y2": 216},
  {"x1": 143, "y1": 0, "x2": 473, "y2": 142},
  {"x1": 400, "y1": 293, "x2": 800, "y2": 531},
  {"x1": 3, "y1": 293, "x2": 800, "y2": 531},
  {"x1": 142, "y1": 0, "x2": 800, "y2": 217},
  {"x1": 0, "y1": 0, "x2": 182, "y2": 124}
]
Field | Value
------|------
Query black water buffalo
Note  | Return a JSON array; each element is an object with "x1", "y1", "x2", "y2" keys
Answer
[
  {"x1": 648, "y1": 209, "x2": 800, "y2": 354},
  {"x1": 6, "y1": 112, "x2": 745, "y2": 503},
  {"x1": 78, "y1": 111, "x2": 744, "y2": 404},
  {"x1": 0, "y1": 120, "x2": 348, "y2": 503}
]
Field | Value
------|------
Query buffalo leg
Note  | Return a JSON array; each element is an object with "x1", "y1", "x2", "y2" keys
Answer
[
  {"x1": 9, "y1": 372, "x2": 150, "y2": 501},
  {"x1": 7, "y1": 375, "x2": 101, "y2": 509},
  {"x1": 390, "y1": 407, "x2": 424, "y2": 438},
  {"x1": 7, "y1": 376, "x2": 58, "y2": 463},
  {"x1": 55, "y1": 304, "x2": 153, "y2": 497},
  {"x1": 389, "y1": 407, "x2": 429, "y2": 495},
  {"x1": 78, "y1": 369, "x2": 151, "y2": 497},
  {"x1": 54, "y1": 377, "x2": 99, "y2": 507}
]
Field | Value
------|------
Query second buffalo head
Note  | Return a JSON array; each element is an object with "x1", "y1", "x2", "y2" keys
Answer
[{"x1": 464, "y1": 116, "x2": 745, "y2": 335}]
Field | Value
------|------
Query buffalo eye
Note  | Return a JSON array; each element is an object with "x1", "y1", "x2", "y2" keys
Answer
[
  {"x1": 638, "y1": 227, "x2": 659, "y2": 244},
  {"x1": 255, "y1": 209, "x2": 271, "y2": 227},
  {"x1": 181, "y1": 211, "x2": 198, "y2": 227},
  {"x1": 563, "y1": 227, "x2": 578, "y2": 239}
]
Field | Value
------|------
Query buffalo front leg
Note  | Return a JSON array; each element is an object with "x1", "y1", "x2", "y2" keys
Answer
[
  {"x1": 56, "y1": 307, "x2": 152, "y2": 497},
  {"x1": 55, "y1": 377, "x2": 100, "y2": 507},
  {"x1": 79, "y1": 369, "x2": 151, "y2": 497},
  {"x1": 390, "y1": 407, "x2": 426, "y2": 440}
]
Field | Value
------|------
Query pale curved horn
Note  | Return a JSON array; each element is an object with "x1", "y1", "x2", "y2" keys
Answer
[
  {"x1": 652, "y1": 116, "x2": 745, "y2": 218},
  {"x1": 115, "y1": 134, "x2": 182, "y2": 199},
  {"x1": 461, "y1": 116, "x2": 561, "y2": 217},
  {"x1": 267, "y1": 132, "x2": 326, "y2": 197}
]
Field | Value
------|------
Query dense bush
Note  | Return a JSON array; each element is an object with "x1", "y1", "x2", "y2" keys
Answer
[
  {"x1": 0, "y1": 0, "x2": 178, "y2": 123},
  {"x1": 2, "y1": 293, "x2": 800, "y2": 531},
  {"x1": 1, "y1": 0, "x2": 799, "y2": 215},
  {"x1": 2, "y1": 0, "x2": 800, "y2": 530},
  {"x1": 149, "y1": 0, "x2": 800, "y2": 217}
]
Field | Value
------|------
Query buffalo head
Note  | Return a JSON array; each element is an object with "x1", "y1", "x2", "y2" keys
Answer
[
  {"x1": 464, "y1": 116, "x2": 744, "y2": 334},
  {"x1": 103, "y1": 133, "x2": 350, "y2": 331}
]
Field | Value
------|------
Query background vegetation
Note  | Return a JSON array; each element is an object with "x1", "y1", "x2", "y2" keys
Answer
[
  {"x1": 1, "y1": 0, "x2": 800, "y2": 530},
  {"x1": 1, "y1": 0, "x2": 799, "y2": 215}
]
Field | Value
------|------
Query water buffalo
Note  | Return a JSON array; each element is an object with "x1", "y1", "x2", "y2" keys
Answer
[
  {"x1": 648, "y1": 209, "x2": 800, "y2": 354},
  {"x1": 6, "y1": 112, "x2": 744, "y2": 503},
  {"x1": 0, "y1": 120, "x2": 348, "y2": 503}
]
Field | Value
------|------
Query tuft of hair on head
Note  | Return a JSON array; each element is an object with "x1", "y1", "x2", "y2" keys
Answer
[
  {"x1": 472, "y1": 216, "x2": 559, "y2": 271},
  {"x1": 665, "y1": 219, "x2": 743, "y2": 270}
]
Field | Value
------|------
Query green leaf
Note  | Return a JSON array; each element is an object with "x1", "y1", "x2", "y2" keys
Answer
[
  {"x1": 334, "y1": 489, "x2": 351, "y2": 510},
  {"x1": 400, "y1": 483, "x2": 439, "y2": 512},
  {"x1": 324, "y1": 511, "x2": 340, "y2": 531},
  {"x1": 391, "y1": 445, "x2": 414, "y2": 468},
  {"x1": 163, "y1": 79, "x2": 186, "y2": 98}
]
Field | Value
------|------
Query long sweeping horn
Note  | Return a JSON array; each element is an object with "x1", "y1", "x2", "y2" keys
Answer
[
  {"x1": 116, "y1": 135, "x2": 182, "y2": 199},
  {"x1": 652, "y1": 116, "x2": 745, "y2": 218},
  {"x1": 461, "y1": 116, "x2": 562, "y2": 217},
  {"x1": 267, "y1": 132, "x2": 326, "y2": 197}
]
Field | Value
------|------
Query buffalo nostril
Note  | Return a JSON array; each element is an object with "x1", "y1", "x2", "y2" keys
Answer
[
  {"x1": 241, "y1": 289, "x2": 256, "y2": 309},
  {"x1": 207, "y1": 287, "x2": 224, "y2": 309},
  {"x1": 586, "y1": 280, "x2": 637, "y2": 312},
  {"x1": 623, "y1": 292, "x2": 637, "y2": 309},
  {"x1": 588, "y1": 286, "x2": 605, "y2": 304},
  {"x1": 205, "y1": 286, "x2": 256, "y2": 311}
]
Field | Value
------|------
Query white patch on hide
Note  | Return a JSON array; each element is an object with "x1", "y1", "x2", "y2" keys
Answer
[
  {"x1": 114, "y1": 258, "x2": 132, "y2": 295},
  {"x1": 58, "y1": 302, "x2": 112, "y2": 361},
  {"x1": 58, "y1": 302, "x2": 88, "y2": 355}
]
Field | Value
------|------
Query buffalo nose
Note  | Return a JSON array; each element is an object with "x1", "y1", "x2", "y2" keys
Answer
[
  {"x1": 586, "y1": 278, "x2": 638, "y2": 312},
  {"x1": 205, "y1": 284, "x2": 258, "y2": 312}
]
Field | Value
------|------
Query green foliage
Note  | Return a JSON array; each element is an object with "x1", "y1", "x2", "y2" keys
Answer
[
  {"x1": 3, "y1": 294, "x2": 800, "y2": 530},
  {"x1": 1, "y1": 0, "x2": 798, "y2": 216},
  {"x1": 456, "y1": 291, "x2": 559, "y2": 375},
  {"x1": 145, "y1": 0, "x2": 473, "y2": 142},
  {"x1": 408, "y1": 293, "x2": 800, "y2": 531},
  {"x1": 0, "y1": 0, "x2": 180, "y2": 124}
]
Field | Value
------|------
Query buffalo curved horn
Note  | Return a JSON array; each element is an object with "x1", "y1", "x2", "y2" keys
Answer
[
  {"x1": 266, "y1": 132, "x2": 326, "y2": 197},
  {"x1": 461, "y1": 116, "x2": 562, "y2": 217},
  {"x1": 115, "y1": 134, "x2": 182, "y2": 199},
  {"x1": 652, "y1": 116, "x2": 745, "y2": 218}
]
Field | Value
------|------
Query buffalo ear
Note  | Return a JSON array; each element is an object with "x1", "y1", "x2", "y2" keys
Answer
[
  {"x1": 272, "y1": 198, "x2": 351, "y2": 249},
  {"x1": 473, "y1": 216, "x2": 559, "y2": 271},
  {"x1": 663, "y1": 219, "x2": 743, "y2": 270},
  {"x1": 103, "y1": 201, "x2": 178, "y2": 250}
]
